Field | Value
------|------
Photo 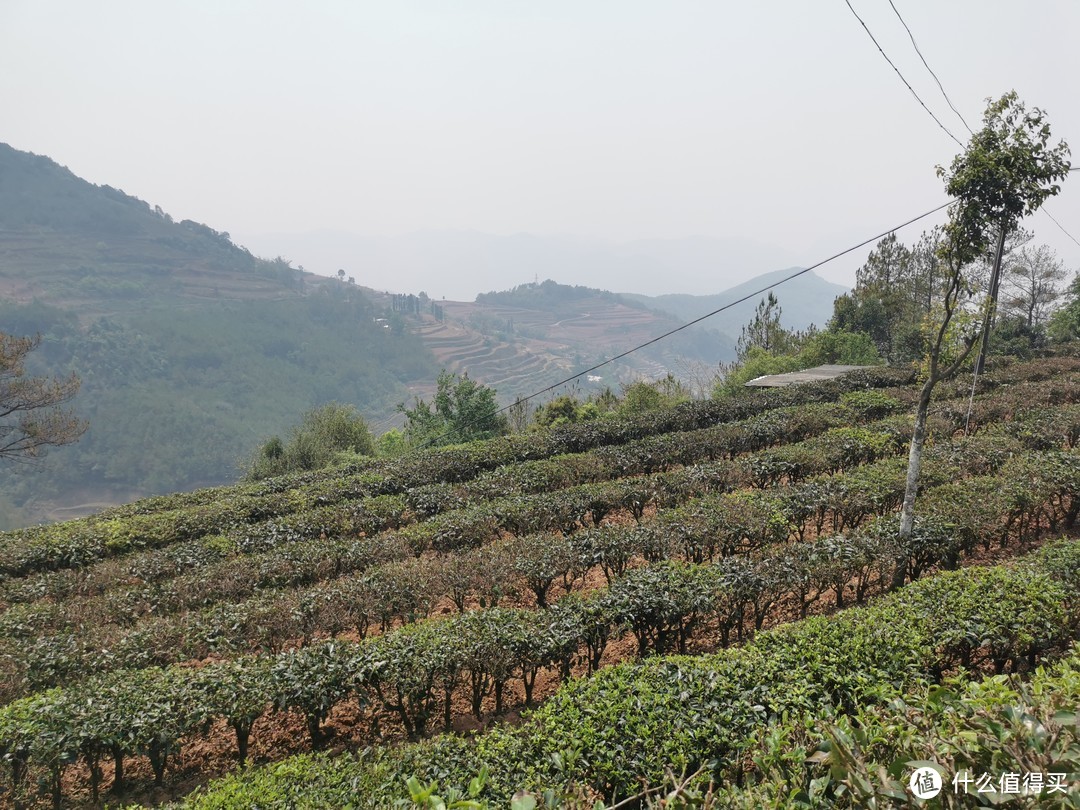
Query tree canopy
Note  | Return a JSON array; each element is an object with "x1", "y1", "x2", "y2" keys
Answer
[
  {"x1": 244, "y1": 402, "x2": 375, "y2": 480},
  {"x1": 939, "y1": 91, "x2": 1071, "y2": 267},
  {"x1": 0, "y1": 332, "x2": 87, "y2": 461},
  {"x1": 736, "y1": 293, "x2": 792, "y2": 361},
  {"x1": 1049, "y1": 274, "x2": 1080, "y2": 343},
  {"x1": 897, "y1": 92, "x2": 1070, "y2": 551},
  {"x1": 829, "y1": 230, "x2": 943, "y2": 364},
  {"x1": 400, "y1": 371, "x2": 508, "y2": 448}
]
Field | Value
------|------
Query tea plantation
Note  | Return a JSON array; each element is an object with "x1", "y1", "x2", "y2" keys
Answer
[{"x1": 2, "y1": 355, "x2": 1079, "y2": 808}]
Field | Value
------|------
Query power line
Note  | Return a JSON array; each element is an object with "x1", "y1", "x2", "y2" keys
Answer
[
  {"x1": 417, "y1": 200, "x2": 954, "y2": 448},
  {"x1": 1043, "y1": 207, "x2": 1080, "y2": 250},
  {"x1": 843, "y1": 0, "x2": 965, "y2": 148},
  {"x1": 886, "y1": 0, "x2": 973, "y2": 134},
  {"x1": 850, "y1": 3, "x2": 1076, "y2": 252},
  {"x1": 1042, "y1": 170, "x2": 1080, "y2": 250},
  {"x1": 368, "y1": 410, "x2": 405, "y2": 435}
]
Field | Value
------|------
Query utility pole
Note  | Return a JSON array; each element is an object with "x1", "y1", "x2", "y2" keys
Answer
[{"x1": 974, "y1": 224, "x2": 1008, "y2": 375}]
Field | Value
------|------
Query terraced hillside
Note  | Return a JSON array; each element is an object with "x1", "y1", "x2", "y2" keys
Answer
[
  {"x1": 366, "y1": 280, "x2": 737, "y2": 405},
  {"x1": 412, "y1": 316, "x2": 572, "y2": 393},
  {"x1": 1, "y1": 354, "x2": 1079, "y2": 808},
  {"x1": 0, "y1": 144, "x2": 438, "y2": 524}
]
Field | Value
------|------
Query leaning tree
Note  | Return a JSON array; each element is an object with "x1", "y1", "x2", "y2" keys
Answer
[{"x1": 895, "y1": 92, "x2": 1070, "y2": 582}]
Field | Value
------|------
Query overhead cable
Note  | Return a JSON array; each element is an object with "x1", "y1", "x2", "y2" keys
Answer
[
  {"x1": 417, "y1": 199, "x2": 954, "y2": 448},
  {"x1": 887, "y1": 0, "x2": 973, "y2": 135},
  {"x1": 843, "y1": 0, "x2": 965, "y2": 147},
  {"x1": 1042, "y1": 208, "x2": 1080, "y2": 251}
]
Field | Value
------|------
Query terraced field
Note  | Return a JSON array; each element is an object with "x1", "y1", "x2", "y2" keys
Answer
[
  {"x1": 401, "y1": 292, "x2": 723, "y2": 405},
  {"x1": 412, "y1": 317, "x2": 571, "y2": 392},
  {"x1": 1, "y1": 355, "x2": 1079, "y2": 808}
]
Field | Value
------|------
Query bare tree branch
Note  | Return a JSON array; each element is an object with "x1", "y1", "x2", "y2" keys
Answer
[{"x1": 0, "y1": 333, "x2": 87, "y2": 461}]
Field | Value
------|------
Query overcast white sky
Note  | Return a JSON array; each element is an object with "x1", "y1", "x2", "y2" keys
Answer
[{"x1": 2, "y1": 1, "x2": 1078, "y2": 295}]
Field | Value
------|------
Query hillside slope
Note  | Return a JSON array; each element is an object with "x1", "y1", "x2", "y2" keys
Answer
[
  {"x1": 0, "y1": 144, "x2": 437, "y2": 525},
  {"x1": 0, "y1": 144, "x2": 832, "y2": 527},
  {"x1": 364, "y1": 280, "x2": 738, "y2": 406}
]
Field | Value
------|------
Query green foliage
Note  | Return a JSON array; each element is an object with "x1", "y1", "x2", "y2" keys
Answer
[
  {"x1": 194, "y1": 657, "x2": 272, "y2": 765},
  {"x1": 833, "y1": 229, "x2": 1067, "y2": 368},
  {"x1": 402, "y1": 371, "x2": 509, "y2": 448},
  {"x1": 1049, "y1": 274, "x2": 1080, "y2": 343},
  {"x1": 3, "y1": 428, "x2": 1079, "y2": 803},
  {"x1": 616, "y1": 374, "x2": 691, "y2": 416},
  {"x1": 244, "y1": 402, "x2": 375, "y2": 480},
  {"x1": 771, "y1": 644, "x2": 1080, "y2": 809},
  {"x1": 468, "y1": 551, "x2": 1076, "y2": 804},
  {"x1": 181, "y1": 641, "x2": 1080, "y2": 809},
  {"x1": 605, "y1": 560, "x2": 716, "y2": 655},
  {"x1": 532, "y1": 395, "x2": 601, "y2": 428},
  {"x1": 714, "y1": 346, "x2": 804, "y2": 396},
  {"x1": 939, "y1": 92, "x2": 1071, "y2": 268},
  {"x1": 506, "y1": 534, "x2": 577, "y2": 608},
  {"x1": 0, "y1": 331, "x2": 87, "y2": 463},
  {"x1": 0, "y1": 294, "x2": 435, "y2": 516},
  {"x1": 534, "y1": 377, "x2": 694, "y2": 430},
  {"x1": 475, "y1": 279, "x2": 641, "y2": 313},
  {"x1": 271, "y1": 640, "x2": 366, "y2": 748},
  {"x1": 377, "y1": 427, "x2": 409, "y2": 457},
  {"x1": 736, "y1": 292, "x2": 796, "y2": 360},
  {"x1": 406, "y1": 765, "x2": 492, "y2": 809},
  {"x1": 829, "y1": 230, "x2": 943, "y2": 364},
  {"x1": 714, "y1": 317, "x2": 882, "y2": 398},
  {"x1": 987, "y1": 315, "x2": 1046, "y2": 360},
  {"x1": 3, "y1": 357, "x2": 1078, "y2": 806},
  {"x1": 839, "y1": 390, "x2": 903, "y2": 421},
  {"x1": 798, "y1": 329, "x2": 882, "y2": 366},
  {"x1": 0, "y1": 144, "x2": 444, "y2": 520},
  {"x1": 0, "y1": 362, "x2": 965, "y2": 584}
]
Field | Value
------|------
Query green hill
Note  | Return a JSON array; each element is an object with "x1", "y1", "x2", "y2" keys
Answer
[
  {"x1": 0, "y1": 143, "x2": 437, "y2": 526},
  {"x1": 356, "y1": 280, "x2": 738, "y2": 421}
]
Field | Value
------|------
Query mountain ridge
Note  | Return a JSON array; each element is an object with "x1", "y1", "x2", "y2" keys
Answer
[
  {"x1": 234, "y1": 227, "x2": 803, "y2": 302},
  {"x1": 0, "y1": 143, "x2": 845, "y2": 527},
  {"x1": 623, "y1": 268, "x2": 849, "y2": 336},
  {"x1": 0, "y1": 143, "x2": 437, "y2": 526}
]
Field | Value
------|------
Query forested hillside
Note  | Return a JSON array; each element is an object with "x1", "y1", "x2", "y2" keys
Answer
[
  {"x1": 1, "y1": 352, "x2": 1078, "y2": 807},
  {"x1": 0, "y1": 144, "x2": 437, "y2": 526}
]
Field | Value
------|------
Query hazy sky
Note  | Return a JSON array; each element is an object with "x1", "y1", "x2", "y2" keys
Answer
[{"x1": 3, "y1": 1, "x2": 1078, "y2": 294}]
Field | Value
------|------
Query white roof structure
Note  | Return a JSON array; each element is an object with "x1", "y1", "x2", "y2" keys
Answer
[{"x1": 744, "y1": 364, "x2": 875, "y2": 388}]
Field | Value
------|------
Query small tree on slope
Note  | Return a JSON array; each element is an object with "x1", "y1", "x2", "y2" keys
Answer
[{"x1": 895, "y1": 92, "x2": 1070, "y2": 584}]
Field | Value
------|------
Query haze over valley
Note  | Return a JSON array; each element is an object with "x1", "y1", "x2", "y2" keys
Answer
[
  {"x1": 0, "y1": 143, "x2": 844, "y2": 527},
  {"x1": 243, "y1": 229, "x2": 803, "y2": 302}
]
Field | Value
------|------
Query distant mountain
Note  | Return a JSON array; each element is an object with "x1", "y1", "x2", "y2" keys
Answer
[
  {"x1": 624, "y1": 269, "x2": 850, "y2": 339},
  {"x1": 0, "y1": 143, "x2": 833, "y2": 528},
  {"x1": 235, "y1": 229, "x2": 800, "y2": 302},
  {"x1": 364, "y1": 279, "x2": 737, "y2": 407},
  {"x1": 0, "y1": 143, "x2": 437, "y2": 526}
]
